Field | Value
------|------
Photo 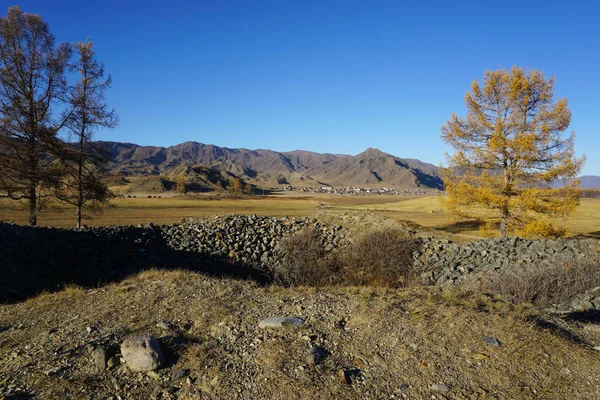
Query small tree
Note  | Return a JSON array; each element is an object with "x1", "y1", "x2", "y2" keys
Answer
[
  {"x1": 175, "y1": 174, "x2": 186, "y2": 194},
  {"x1": 57, "y1": 39, "x2": 117, "y2": 229},
  {"x1": 227, "y1": 177, "x2": 244, "y2": 198},
  {"x1": 441, "y1": 67, "x2": 585, "y2": 237},
  {"x1": 0, "y1": 6, "x2": 71, "y2": 226}
]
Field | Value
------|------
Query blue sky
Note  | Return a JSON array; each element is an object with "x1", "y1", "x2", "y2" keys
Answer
[{"x1": 9, "y1": 0, "x2": 600, "y2": 174}]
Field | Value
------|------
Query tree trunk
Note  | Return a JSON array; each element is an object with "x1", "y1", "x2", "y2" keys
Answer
[
  {"x1": 77, "y1": 204, "x2": 82, "y2": 230},
  {"x1": 27, "y1": 184, "x2": 37, "y2": 226}
]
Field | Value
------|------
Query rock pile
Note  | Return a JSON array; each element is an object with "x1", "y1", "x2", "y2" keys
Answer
[
  {"x1": 158, "y1": 214, "x2": 348, "y2": 267},
  {"x1": 416, "y1": 236, "x2": 598, "y2": 286},
  {"x1": 0, "y1": 215, "x2": 348, "y2": 302}
]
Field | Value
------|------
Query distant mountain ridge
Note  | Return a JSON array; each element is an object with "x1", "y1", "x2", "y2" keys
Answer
[
  {"x1": 553, "y1": 176, "x2": 600, "y2": 189},
  {"x1": 97, "y1": 141, "x2": 445, "y2": 189}
]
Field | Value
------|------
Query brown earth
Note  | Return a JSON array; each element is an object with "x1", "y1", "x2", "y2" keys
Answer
[{"x1": 2, "y1": 270, "x2": 600, "y2": 399}]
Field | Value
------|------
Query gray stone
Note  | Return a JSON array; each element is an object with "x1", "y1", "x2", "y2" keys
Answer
[
  {"x1": 373, "y1": 352, "x2": 388, "y2": 369},
  {"x1": 306, "y1": 347, "x2": 326, "y2": 365},
  {"x1": 258, "y1": 316, "x2": 305, "y2": 329},
  {"x1": 171, "y1": 369, "x2": 189, "y2": 381},
  {"x1": 430, "y1": 383, "x2": 450, "y2": 393},
  {"x1": 156, "y1": 321, "x2": 174, "y2": 331},
  {"x1": 483, "y1": 336, "x2": 500, "y2": 347},
  {"x1": 120, "y1": 335, "x2": 164, "y2": 372},
  {"x1": 89, "y1": 345, "x2": 108, "y2": 371},
  {"x1": 107, "y1": 355, "x2": 120, "y2": 368}
]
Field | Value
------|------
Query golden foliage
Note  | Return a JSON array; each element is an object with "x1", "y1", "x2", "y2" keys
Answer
[
  {"x1": 175, "y1": 174, "x2": 186, "y2": 193},
  {"x1": 227, "y1": 177, "x2": 244, "y2": 197},
  {"x1": 441, "y1": 67, "x2": 585, "y2": 238}
]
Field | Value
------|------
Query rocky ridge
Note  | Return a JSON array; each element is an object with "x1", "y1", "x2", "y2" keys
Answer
[{"x1": 416, "y1": 236, "x2": 598, "y2": 287}]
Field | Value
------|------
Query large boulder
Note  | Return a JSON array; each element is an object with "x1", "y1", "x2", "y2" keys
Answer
[{"x1": 120, "y1": 335, "x2": 164, "y2": 372}]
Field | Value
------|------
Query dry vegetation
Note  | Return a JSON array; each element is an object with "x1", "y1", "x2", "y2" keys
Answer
[
  {"x1": 483, "y1": 256, "x2": 600, "y2": 308},
  {"x1": 3, "y1": 270, "x2": 600, "y2": 399},
  {"x1": 273, "y1": 227, "x2": 420, "y2": 287},
  {"x1": 0, "y1": 194, "x2": 598, "y2": 240}
]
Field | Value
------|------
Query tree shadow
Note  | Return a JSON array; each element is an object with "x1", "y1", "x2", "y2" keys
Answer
[
  {"x1": 0, "y1": 222, "x2": 270, "y2": 304},
  {"x1": 435, "y1": 220, "x2": 486, "y2": 234},
  {"x1": 572, "y1": 231, "x2": 600, "y2": 239}
]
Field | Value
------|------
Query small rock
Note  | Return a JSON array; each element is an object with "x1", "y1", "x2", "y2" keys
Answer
[
  {"x1": 86, "y1": 326, "x2": 98, "y2": 334},
  {"x1": 120, "y1": 335, "x2": 164, "y2": 372},
  {"x1": 147, "y1": 371, "x2": 161, "y2": 380},
  {"x1": 306, "y1": 347, "x2": 326, "y2": 365},
  {"x1": 107, "y1": 355, "x2": 120, "y2": 368},
  {"x1": 483, "y1": 336, "x2": 500, "y2": 347},
  {"x1": 171, "y1": 369, "x2": 189, "y2": 381},
  {"x1": 373, "y1": 352, "x2": 388, "y2": 369},
  {"x1": 399, "y1": 383, "x2": 409, "y2": 391},
  {"x1": 431, "y1": 383, "x2": 450, "y2": 393},
  {"x1": 337, "y1": 369, "x2": 351, "y2": 385},
  {"x1": 157, "y1": 322, "x2": 174, "y2": 331},
  {"x1": 258, "y1": 316, "x2": 305, "y2": 329},
  {"x1": 89, "y1": 345, "x2": 108, "y2": 371}
]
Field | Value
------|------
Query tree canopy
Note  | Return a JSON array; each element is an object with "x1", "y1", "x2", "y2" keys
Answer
[
  {"x1": 441, "y1": 66, "x2": 585, "y2": 238},
  {"x1": 0, "y1": 6, "x2": 116, "y2": 226}
]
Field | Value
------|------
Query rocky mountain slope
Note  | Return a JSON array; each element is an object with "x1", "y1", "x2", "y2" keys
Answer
[
  {"x1": 553, "y1": 175, "x2": 600, "y2": 189},
  {"x1": 97, "y1": 141, "x2": 444, "y2": 189}
]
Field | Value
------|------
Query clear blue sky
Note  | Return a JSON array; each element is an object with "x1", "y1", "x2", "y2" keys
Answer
[{"x1": 9, "y1": 0, "x2": 600, "y2": 175}]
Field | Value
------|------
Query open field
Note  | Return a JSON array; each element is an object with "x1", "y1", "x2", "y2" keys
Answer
[{"x1": 0, "y1": 194, "x2": 598, "y2": 238}]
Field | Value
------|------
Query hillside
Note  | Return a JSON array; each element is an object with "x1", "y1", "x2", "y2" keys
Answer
[
  {"x1": 96, "y1": 141, "x2": 444, "y2": 190},
  {"x1": 553, "y1": 175, "x2": 600, "y2": 189},
  {"x1": 3, "y1": 269, "x2": 600, "y2": 399}
]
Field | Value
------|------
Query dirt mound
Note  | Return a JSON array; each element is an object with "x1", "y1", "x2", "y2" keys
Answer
[{"x1": 2, "y1": 271, "x2": 600, "y2": 399}]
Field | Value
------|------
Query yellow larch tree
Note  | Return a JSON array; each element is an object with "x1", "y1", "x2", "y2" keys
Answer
[{"x1": 441, "y1": 66, "x2": 585, "y2": 238}]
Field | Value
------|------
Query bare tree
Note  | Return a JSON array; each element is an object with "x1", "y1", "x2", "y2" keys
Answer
[
  {"x1": 56, "y1": 40, "x2": 117, "y2": 229},
  {"x1": 0, "y1": 6, "x2": 71, "y2": 225}
]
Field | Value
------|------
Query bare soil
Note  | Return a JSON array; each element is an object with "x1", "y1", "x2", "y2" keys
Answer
[{"x1": 2, "y1": 270, "x2": 600, "y2": 399}]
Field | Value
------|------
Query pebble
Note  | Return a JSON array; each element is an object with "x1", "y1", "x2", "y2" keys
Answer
[
  {"x1": 157, "y1": 321, "x2": 174, "y2": 331},
  {"x1": 306, "y1": 347, "x2": 326, "y2": 365},
  {"x1": 258, "y1": 316, "x2": 305, "y2": 329},
  {"x1": 171, "y1": 369, "x2": 189, "y2": 381},
  {"x1": 483, "y1": 336, "x2": 500, "y2": 347},
  {"x1": 430, "y1": 383, "x2": 450, "y2": 393},
  {"x1": 89, "y1": 345, "x2": 108, "y2": 370}
]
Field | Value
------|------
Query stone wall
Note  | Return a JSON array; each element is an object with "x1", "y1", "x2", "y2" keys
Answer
[{"x1": 415, "y1": 236, "x2": 598, "y2": 287}]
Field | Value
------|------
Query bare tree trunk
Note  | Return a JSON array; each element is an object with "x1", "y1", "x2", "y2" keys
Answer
[
  {"x1": 28, "y1": 183, "x2": 37, "y2": 226},
  {"x1": 77, "y1": 133, "x2": 84, "y2": 230}
]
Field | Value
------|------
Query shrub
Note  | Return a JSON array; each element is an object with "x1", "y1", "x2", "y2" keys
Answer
[
  {"x1": 271, "y1": 227, "x2": 339, "y2": 287},
  {"x1": 273, "y1": 226, "x2": 422, "y2": 288},
  {"x1": 342, "y1": 228, "x2": 421, "y2": 287},
  {"x1": 483, "y1": 256, "x2": 600, "y2": 307}
]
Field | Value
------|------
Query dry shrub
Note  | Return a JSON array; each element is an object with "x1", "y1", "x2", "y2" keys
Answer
[
  {"x1": 274, "y1": 226, "x2": 422, "y2": 288},
  {"x1": 484, "y1": 256, "x2": 600, "y2": 307},
  {"x1": 342, "y1": 228, "x2": 421, "y2": 287},
  {"x1": 272, "y1": 227, "x2": 339, "y2": 286}
]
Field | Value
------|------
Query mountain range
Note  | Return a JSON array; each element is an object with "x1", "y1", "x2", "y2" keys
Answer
[
  {"x1": 97, "y1": 141, "x2": 600, "y2": 192},
  {"x1": 97, "y1": 141, "x2": 445, "y2": 190}
]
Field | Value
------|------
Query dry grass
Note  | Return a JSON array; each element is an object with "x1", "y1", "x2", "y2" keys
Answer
[
  {"x1": 271, "y1": 227, "x2": 339, "y2": 286},
  {"x1": 1, "y1": 194, "x2": 598, "y2": 240},
  {"x1": 273, "y1": 227, "x2": 421, "y2": 288},
  {"x1": 341, "y1": 228, "x2": 421, "y2": 287},
  {"x1": 3, "y1": 270, "x2": 600, "y2": 399},
  {"x1": 342, "y1": 196, "x2": 600, "y2": 239},
  {"x1": 483, "y1": 256, "x2": 600, "y2": 308}
]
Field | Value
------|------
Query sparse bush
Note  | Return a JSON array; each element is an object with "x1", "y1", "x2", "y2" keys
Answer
[
  {"x1": 483, "y1": 256, "x2": 600, "y2": 307},
  {"x1": 271, "y1": 227, "x2": 339, "y2": 286},
  {"x1": 342, "y1": 228, "x2": 421, "y2": 287},
  {"x1": 273, "y1": 226, "x2": 422, "y2": 288}
]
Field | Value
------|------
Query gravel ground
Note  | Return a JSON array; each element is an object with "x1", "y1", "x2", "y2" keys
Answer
[{"x1": 2, "y1": 270, "x2": 600, "y2": 399}]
